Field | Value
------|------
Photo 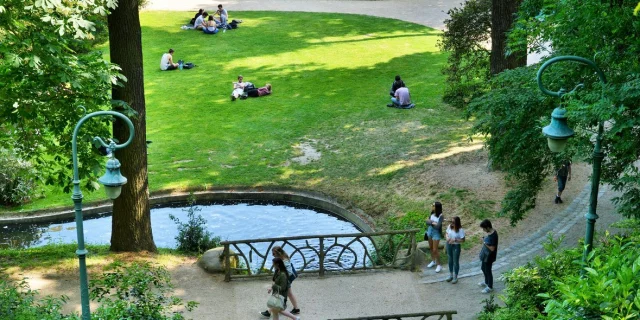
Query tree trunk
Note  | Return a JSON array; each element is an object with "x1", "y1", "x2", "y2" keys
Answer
[
  {"x1": 490, "y1": 0, "x2": 526, "y2": 75},
  {"x1": 107, "y1": 0, "x2": 156, "y2": 252}
]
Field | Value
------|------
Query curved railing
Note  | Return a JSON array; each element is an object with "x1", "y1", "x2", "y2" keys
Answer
[
  {"x1": 221, "y1": 229, "x2": 419, "y2": 281},
  {"x1": 328, "y1": 311, "x2": 458, "y2": 320}
]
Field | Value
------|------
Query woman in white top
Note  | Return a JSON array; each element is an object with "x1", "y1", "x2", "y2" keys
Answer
[
  {"x1": 445, "y1": 216, "x2": 465, "y2": 283},
  {"x1": 231, "y1": 75, "x2": 246, "y2": 101},
  {"x1": 425, "y1": 202, "x2": 444, "y2": 273}
]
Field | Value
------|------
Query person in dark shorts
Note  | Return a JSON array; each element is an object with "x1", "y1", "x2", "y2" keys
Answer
[{"x1": 554, "y1": 160, "x2": 571, "y2": 203}]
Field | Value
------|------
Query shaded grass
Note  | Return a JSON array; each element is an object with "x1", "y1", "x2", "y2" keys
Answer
[
  {"x1": 2, "y1": 11, "x2": 478, "y2": 222},
  {"x1": 0, "y1": 243, "x2": 189, "y2": 272}
]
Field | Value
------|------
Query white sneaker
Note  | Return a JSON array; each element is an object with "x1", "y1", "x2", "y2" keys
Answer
[
  {"x1": 477, "y1": 282, "x2": 487, "y2": 288},
  {"x1": 481, "y1": 287, "x2": 494, "y2": 294},
  {"x1": 295, "y1": 317, "x2": 301, "y2": 320},
  {"x1": 435, "y1": 265, "x2": 442, "y2": 273},
  {"x1": 427, "y1": 261, "x2": 436, "y2": 268}
]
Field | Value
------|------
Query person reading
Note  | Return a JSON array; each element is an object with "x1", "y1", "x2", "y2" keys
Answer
[{"x1": 160, "y1": 49, "x2": 178, "y2": 71}]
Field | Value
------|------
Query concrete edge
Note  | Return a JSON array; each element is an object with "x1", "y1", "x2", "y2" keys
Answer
[{"x1": 0, "y1": 189, "x2": 376, "y2": 233}]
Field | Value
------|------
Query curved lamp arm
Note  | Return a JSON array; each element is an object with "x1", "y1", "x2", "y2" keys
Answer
[
  {"x1": 537, "y1": 55, "x2": 607, "y2": 98},
  {"x1": 71, "y1": 110, "x2": 134, "y2": 183}
]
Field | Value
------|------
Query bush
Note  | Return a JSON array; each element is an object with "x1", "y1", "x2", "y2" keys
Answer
[
  {"x1": 0, "y1": 276, "x2": 77, "y2": 319},
  {"x1": 170, "y1": 194, "x2": 221, "y2": 254},
  {"x1": 542, "y1": 235, "x2": 640, "y2": 319},
  {"x1": 90, "y1": 261, "x2": 198, "y2": 319},
  {"x1": 0, "y1": 148, "x2": 38, "y2": 206}
]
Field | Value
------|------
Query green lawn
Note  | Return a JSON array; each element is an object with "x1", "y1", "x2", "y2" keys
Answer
[{"x1": 4, "y1": 11, "x2": 476, "y2": 219}]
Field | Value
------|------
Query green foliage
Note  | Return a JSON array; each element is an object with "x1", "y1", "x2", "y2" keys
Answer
[
  {"x1": 542, "y1": 235, "x2": 640, "y2": 319},
  {"x1": 438, "y1": 0, "x2": 492, "y2": 108},
  {"x1": 469, "y1": 0, "x2": 640, "y2": 222},
  {"x1": 90, "y1": 261, "x2": 198, "y2": 319},
  {"x1": 0, "y1": 276, "x2": 78, "y2": 319},
  {"x1": 0, "y1": 0, "x2": 125, "y2": 194},
  {"x1": 170, "y1": 195, "x2": 221, "y2": 254},
  {"x1": 480, "y1": 293, "x2": 500, "y2": 314},
  {"x1": 0, "y1": 148, "x2": 38, "y2": 206}
]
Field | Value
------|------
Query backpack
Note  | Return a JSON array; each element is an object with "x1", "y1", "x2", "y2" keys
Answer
[
  {"x1": 288, "y1": 266, "x2": 298, "y2": 283},
  {"x1": 183, "y1": 62, "x2": 195, "y2": 69},
  {"x1": 243, "y1": 82, "x2": 255, "y2": 92}
]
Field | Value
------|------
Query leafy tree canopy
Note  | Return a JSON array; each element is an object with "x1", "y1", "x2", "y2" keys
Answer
[
  {"x1": 0, "y1": 0, "x2": 126, "y2": 194},
  {"x1": 468, "y1": 0, "x2": 640, "y2": 223}
]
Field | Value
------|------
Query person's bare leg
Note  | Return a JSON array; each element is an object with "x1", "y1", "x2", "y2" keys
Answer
[
  {"x1": 280, "y1": 309, "x2": 297, "y2": 319},
  {"x1": 433, "y1": 239, "x2": 441, "y2": 265},
  {"x1": 428, "y1": 239, "x2": 435, "y2": 264},
  {"x1": 271, "y1": 308, "x2": 280, "y2": 320},
  {"x1": 288, "y1": 288, "x2": 298, "y2": 309}
]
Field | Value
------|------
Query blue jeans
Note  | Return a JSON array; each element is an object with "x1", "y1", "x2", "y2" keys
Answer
[
  {"x1": 391, "y1": 97, "x2": 401, "y2": 106},
  {"x1": 447, "y1": 243, "x2": 461, "y2": 276}
]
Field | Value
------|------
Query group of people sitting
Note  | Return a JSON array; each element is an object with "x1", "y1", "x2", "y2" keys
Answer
[
  {"x1": 231, "y1": 75, "x2": 272, "y2": 100},
  {"x1": 189, "y1": 5, "x2": 242, "y2": 34}
]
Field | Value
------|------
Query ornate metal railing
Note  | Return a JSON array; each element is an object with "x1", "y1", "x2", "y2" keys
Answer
[
  {"x1": 221, "y1": 229, "x2": 419, "y2": 281},
  {"x1": 328, "y1": 311, "x2": 458, "y2": 320}
]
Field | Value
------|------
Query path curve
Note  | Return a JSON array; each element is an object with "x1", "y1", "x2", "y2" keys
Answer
[{"x1": 144, "y1": 0, "x2": 454, "y2": 30}]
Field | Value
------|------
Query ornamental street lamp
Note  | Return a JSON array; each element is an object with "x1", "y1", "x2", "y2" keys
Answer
[
  {"x1": 71, "y1": 110, "x2": 134, "y2": 320},
  {"x1": 536, "y1": 55, "x2": 608, "y2": 266}
]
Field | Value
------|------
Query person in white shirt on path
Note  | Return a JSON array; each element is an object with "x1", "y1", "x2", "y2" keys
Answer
[{"x1": 445, "y1": 216, "x2": 465, "y2": 284}]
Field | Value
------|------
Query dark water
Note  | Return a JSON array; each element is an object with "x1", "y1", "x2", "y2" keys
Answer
[{"x1": 1, "y1": 201, "x2": 372, "y2": 271}]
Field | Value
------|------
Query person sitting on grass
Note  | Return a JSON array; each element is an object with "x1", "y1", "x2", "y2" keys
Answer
[
  {"x1": 189, "y1": 9, "x2": 203, "y2": 25},
  {"x1": 388, "y1": 84, "x2": 414, "y2": 108},
  {"x1": 231, "y1": 75, "x2": 247, "y2": 101},
  {"x1": 215, "y1": 4, "x2": 228, "y2": 26},
  {"x1": 194, "y1": 11, "x2": 208, "y2": 30},
  {"x1": 389, "y1": 75, "x2": 405, "y2": 97},
  {"x1": 203, "y1": 16, "x2": 219, "y2": 34},
  {"x1": 160, "y1": 49, "x2": 178, "y2": 71}
]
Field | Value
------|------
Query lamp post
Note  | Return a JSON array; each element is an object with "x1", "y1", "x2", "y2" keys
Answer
[
  {"x1": 536, "y1": 55, "x2": 608, "y2": 265},
  {"x1": 71, "y1": 110, "x2": 134, "y2": 320}
]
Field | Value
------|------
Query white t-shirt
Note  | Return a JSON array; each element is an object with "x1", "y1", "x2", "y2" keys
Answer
[
  {"x1": 194, "y1": 15, "x2": 205, "y2": 28},
  {"x1": 218, "y1": 8, "x2": 228, "y2": 19},
  {"x1": 446, "y1": 226, "x2": 465, "y2": 242},
  {"x1": 160, "y1": 53, "x2": 172, "y2": 71}
]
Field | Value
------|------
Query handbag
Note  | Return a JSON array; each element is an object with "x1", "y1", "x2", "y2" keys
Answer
[
  {"x1": 479, "y1": 244, "x2": 490, "y2": 262},
  {"x1": 266, "y1": 289, "x2": 285, "y2": 311}
]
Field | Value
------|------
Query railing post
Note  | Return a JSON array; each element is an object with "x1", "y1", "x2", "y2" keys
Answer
[
  {"x1": 319, "y1": 237, "x2": 325, "y2": 277},
  {"x1": 410, "y1": 232, "x2": 417, "y2": 271},
  {"x1": 224, "y1": 243, "x2": 231, "y2": 282}
]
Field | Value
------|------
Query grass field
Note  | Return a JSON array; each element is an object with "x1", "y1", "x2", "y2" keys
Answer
[{"x1": 3, "y1": 11, "x2": 482, "y2": 222}]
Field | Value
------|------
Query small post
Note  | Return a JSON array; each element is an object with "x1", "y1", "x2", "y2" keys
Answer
[
  {"x1": 319, "y1": 237, "x2": 325, "y2": 277},
  {"x1": 410, "y1": 232, "x2": 417, "y2": 271},
  {"x1": 223, "y1": 244, "x2": 231, "y2": 282}
]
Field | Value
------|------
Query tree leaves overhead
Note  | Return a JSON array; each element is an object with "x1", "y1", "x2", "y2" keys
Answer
[
  {"x1": 468, "y1": 0, "x2": 640, "y2": 222},
  {"x1": 0, "y1": 0, "x2": 124, "y2": 194}
]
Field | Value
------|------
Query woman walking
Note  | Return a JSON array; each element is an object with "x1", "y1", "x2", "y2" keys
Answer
[
  {"x1": 445, "y1": 216, "x2": 465, "y2": 283},
  {"x1": 261, "y1": 247, "x2": 300, "y2": 318},
  {"x1": 478, "y1": 219, "x2": 498, "y2": 293},
  {"x1": 425, "y1": 201, "x2": 444, "y2": 273},
  {"x1": 264, "y1": 258, "x2": 300, "y2": 320}
]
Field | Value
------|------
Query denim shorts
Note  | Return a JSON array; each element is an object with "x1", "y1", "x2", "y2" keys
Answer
[{"x1": 426, "y1": 226, "x2": 441, "y2": 241}]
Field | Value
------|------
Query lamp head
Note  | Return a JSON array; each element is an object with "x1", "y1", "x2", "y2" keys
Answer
[
  {"x1": 542, "y1": 107, "x2": 575, "y2": 152},
  {"x1": 98, "y1": 154, "x2": 127, "y2": 199}
]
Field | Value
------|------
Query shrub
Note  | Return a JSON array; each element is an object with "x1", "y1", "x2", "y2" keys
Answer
[
  {"x1": 90, "y1": 261, "x2": 198, "y2": 319},
  {"x1": 0, "y1": 148, "x2": 38, "y2": 206},
  {"x1": 0, "y1": 276, "x2": 78, "y2": 319},
  {"x1": 542, "y1": 235, "x2": 640, "y2": 319},
  {"x1": 170, "y1": 194, "x2": 221, "y2": 254}
]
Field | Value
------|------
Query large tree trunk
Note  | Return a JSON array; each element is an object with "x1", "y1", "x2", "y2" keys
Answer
[
  {"x1": 107, "y1": 0, "x2": 156, "y2": 252},
  {"x1": 490, "y1": 0, "x2": 526, "y2": 75}
]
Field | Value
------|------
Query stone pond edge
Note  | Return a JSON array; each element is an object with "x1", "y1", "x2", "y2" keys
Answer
[{"x1": 0, "y1": 189, "x2": 376, "y2": 233}]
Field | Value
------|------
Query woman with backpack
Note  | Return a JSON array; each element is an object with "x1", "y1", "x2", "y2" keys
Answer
[{"x1": 261, "y1": 246, "x2": 300, "y2": 319}]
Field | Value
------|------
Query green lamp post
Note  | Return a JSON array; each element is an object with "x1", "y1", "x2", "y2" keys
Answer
[
  {"x1": 536, "y1": 55, "x2": 608, "y2": 266},
  {"x1": 71, "y1": 110, "x2": 134, "y2": 320}
]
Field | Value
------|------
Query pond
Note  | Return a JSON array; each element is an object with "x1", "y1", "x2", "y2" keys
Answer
[{"x1": 1, "y1": 201, "x2": 372, "y2": 271}]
